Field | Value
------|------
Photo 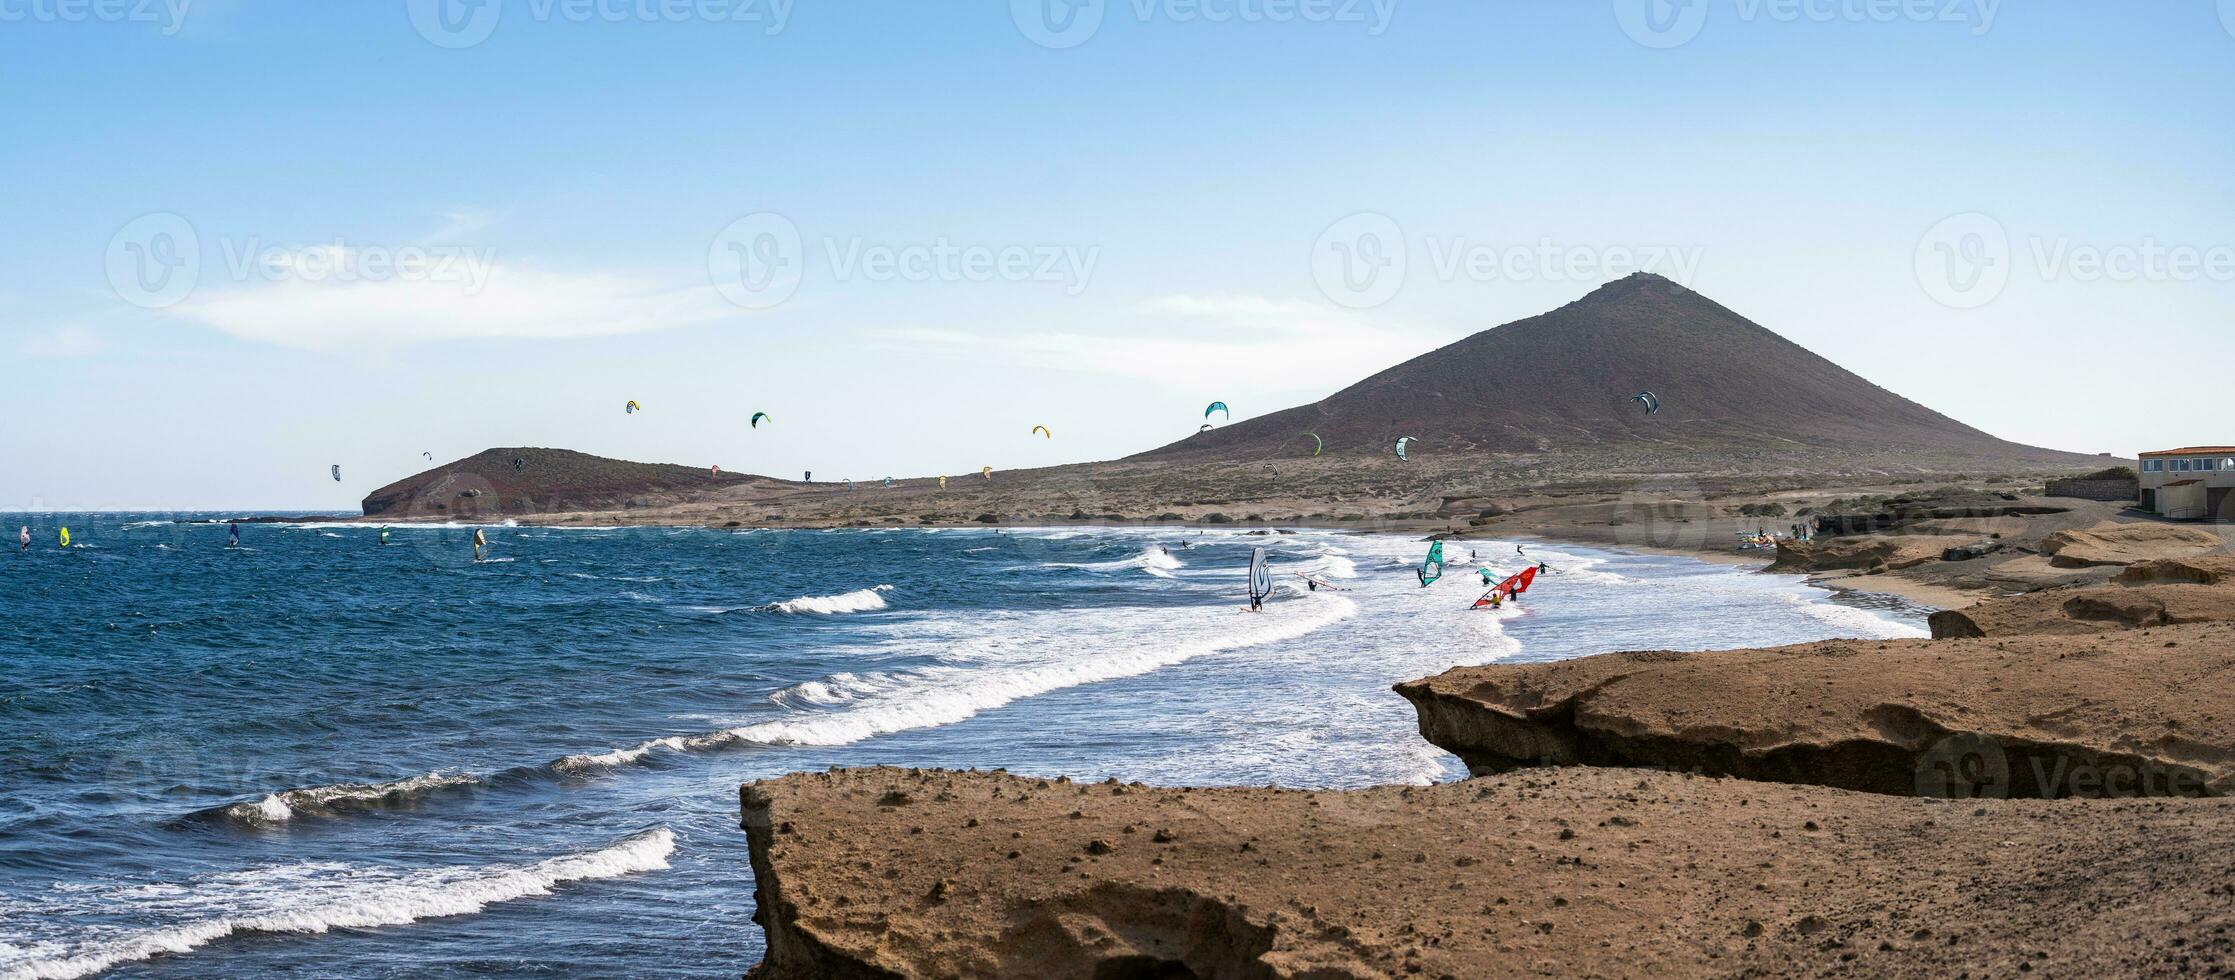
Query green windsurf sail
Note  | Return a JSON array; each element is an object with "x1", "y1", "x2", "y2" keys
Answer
[{"x1": 1418, "y1": 540, "x2": 1444, "y2": 587}]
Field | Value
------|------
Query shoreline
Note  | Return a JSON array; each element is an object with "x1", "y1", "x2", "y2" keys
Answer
[{"x1": 211, "y1": 512, "x2": 1974, "y2": 613}]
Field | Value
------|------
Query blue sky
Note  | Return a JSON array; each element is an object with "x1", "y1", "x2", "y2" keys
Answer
[{"x1": 3, "y1": 0, "x2": 2231, "y2": 509}]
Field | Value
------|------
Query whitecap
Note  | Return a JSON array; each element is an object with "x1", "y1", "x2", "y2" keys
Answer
[
  {"x1": 0, "y1": 829, "x2": 674, "y2": 980},
  {"x1": 765, "y1": 585, "x2": 893, "y2": 616}
]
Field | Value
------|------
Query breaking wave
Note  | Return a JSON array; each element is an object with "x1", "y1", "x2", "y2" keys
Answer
[
  {"x1": 1046, "y1": 547, "x2": 1184, "y2": 577},
  {"x1": 765, "y1": 585, "x2": 893, "y2": 615},
  {"x1": 204, "y1": 772, "x2": 485, "y2": 827},
  {"x1": 0, "y1": 828, "x2": 673, "y2": 980},
  {"x1": 556, "y1": 592, "x2": 1358, "y2": 771}
]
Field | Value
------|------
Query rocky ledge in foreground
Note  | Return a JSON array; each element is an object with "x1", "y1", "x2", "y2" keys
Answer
[
  {"x1": 742, "y1": 766, "x2": 2235, "y2": 978},
  {"x1": 1395, "y1": 623, "x2": 2235, "y2": 798}
]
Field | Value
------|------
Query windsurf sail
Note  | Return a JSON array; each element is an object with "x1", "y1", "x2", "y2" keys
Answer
[
  {"x1": 58, "y1": 527, "x2": 70, "y2": 548},
  {"x1": 1293, "y1": 572, "x2": 1349, "y2": 592},
  {"x1": 1418, "y1": 540, "x2": 1444, "y2": 586},
  {"x1": 1248, "y1": 546, "x2": 1272, "y2": 604}
]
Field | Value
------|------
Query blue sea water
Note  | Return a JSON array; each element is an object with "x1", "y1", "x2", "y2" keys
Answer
[{"x1": 0, "y1": 516, "x2": 1927, "y2": 978}]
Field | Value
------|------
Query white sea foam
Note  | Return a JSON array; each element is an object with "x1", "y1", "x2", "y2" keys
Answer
[
  {"x1": 1783, "y1": 592, "x2": 1930, "y2": 639},
  {"x1": 767, "y1": 585, "x2": 893, "y2": 615},
  {"x1": 772, "y1": 671, "x2": 895, "y2": 708},
  {"x1": 557, "y1": 591, "x2": 1357, "y2": 770},
  {"x1": 0, "y1": 829, "x2": 674, "y2": 980},
  {"x1": 1046, "y1": 547, "x2": 1185, "y2": 577}
]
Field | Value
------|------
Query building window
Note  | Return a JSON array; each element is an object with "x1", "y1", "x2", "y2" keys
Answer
[
  {"x1": 2201, "y1": 459, "x2": 2221, "y2": 472},
  {"x1": 2175, "y1": 459, "x2": 2192, "y2": 471},
  {"x1": 2145, "y1": 459, "x2": 2164, "y2": 472}
]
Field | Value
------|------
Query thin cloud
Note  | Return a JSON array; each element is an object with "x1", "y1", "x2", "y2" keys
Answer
[{"x1": 171, "y1": 264, "x2": 737, "y2": 351}]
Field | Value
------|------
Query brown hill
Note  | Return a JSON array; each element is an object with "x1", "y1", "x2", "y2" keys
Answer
[
  {"x1": 1134, "y1": 273, "x2": 2089, "y2": 470},
  {"x1": 360, "y1": 447, "x2": 784, "y2": 519}
]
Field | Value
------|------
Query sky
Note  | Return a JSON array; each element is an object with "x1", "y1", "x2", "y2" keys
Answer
[{"x1": 2, "y1": 0, "x2": 2231, "y2": 510}]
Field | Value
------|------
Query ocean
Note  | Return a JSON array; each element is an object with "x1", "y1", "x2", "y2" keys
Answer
[{"x1": 0, "y1": 517, "x2": 1928, "y2": 979}]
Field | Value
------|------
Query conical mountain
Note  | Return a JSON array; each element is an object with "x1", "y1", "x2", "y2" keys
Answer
[{"x1": 1136, "y1": 274, "x2": 2084, "y2": 469}]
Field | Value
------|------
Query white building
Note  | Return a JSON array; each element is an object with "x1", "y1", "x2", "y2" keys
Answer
[{"x1": 2139, "y1": 447, "x2": 2235, "y2": 520}]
